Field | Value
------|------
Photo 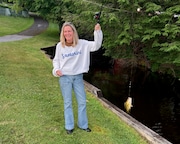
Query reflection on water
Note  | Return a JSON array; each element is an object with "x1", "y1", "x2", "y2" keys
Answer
[{"x1": 84, "y1": 66, "x2": 180, "y2": 144}]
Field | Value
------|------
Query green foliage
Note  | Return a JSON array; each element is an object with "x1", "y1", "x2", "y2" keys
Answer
[
  {"x1": 159, "y1": 41, "x2": 180, "y2": 52},
  {"x1": 144, "y1": 2, "x2": 161, "y2": 12},
  {"x1": 6, "y1": 0, "x2": 180, "y2": 78}
]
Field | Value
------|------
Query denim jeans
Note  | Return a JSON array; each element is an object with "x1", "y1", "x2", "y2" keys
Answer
[{"x1": 59, "y1": 74, "x2": 88, "y2": 130}]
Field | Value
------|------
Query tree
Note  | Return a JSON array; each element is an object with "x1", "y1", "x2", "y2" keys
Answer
[
  {"x1": 97, "y1": 0, "x2": 180, "y2": 77},
  {"x1": 6, "y1": 0, "x2": 180, "y2": 78}
]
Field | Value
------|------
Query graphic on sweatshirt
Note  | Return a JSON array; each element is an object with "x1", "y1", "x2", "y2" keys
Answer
[{"x1": 62, "y1": 50, "x2": 82, "y2": 59}]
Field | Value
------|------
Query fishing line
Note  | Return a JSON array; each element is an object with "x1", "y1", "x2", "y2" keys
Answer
[
  {"x1": 124, "y1": 4, "x2": 136, "y2": 113},
  {"x1": 81, "y1": 0, "x2": 131, "y2": 13}
]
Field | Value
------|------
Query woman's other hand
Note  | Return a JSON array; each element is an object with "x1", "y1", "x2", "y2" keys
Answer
[{"x1": 56, "y1": 70, "x2": 63, "y2": 77}]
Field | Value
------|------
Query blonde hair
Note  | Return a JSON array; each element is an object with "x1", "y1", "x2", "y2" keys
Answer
[{"x1": 60, "y1": 22, "x2": 79, "y2": 47}]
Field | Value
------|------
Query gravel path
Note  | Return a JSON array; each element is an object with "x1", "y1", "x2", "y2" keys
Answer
[{"x1": 0, "y1": 14, "x2": 49, "y2": 42}]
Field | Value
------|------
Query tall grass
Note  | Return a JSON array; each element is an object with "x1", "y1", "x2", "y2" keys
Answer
[{"x1": 0, "y1": 17, "x2": 148, "y2": 144}]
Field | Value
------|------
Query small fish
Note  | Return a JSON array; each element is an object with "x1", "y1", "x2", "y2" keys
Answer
[{"x1": 124, "y1": 97, "x2": 133, "y2": 113}]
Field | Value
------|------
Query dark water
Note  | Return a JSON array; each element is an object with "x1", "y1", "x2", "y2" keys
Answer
[
  {"x1": 84, "y1": 66, "x2": 180, "y2": 144},
  {"x1": 83, "y1": 51, "x2": 180, "y2": 144},
  {"x1": 41, "y1": 46, "x2": 180, "y2": 144}
]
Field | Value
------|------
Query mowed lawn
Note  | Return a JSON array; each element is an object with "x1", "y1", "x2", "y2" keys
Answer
[
  {"x1": 0, "y1": 15, "x2": 34, "y2": 36},
  {"x1": 0, "y1": 16, "x2": 148, "y2": 144}
]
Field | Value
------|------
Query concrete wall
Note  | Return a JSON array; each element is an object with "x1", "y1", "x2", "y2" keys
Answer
[
  {"x1": 0, "y1": 7, "x2": 11, "y2": 16},
  {"x1": 0, "y1": 6, "x2": 29, "y2": 17}
]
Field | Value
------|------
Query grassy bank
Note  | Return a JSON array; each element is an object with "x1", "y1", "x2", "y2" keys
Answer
[
  {"x1": 0, "y1": 15, "x2": 33, "y2": 36},
  {"x1": 0, "y1": 17, "x2": 148, "y2": 144}
]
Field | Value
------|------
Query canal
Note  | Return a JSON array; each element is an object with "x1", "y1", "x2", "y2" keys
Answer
[{"x1": 84, "y1": 49, "x2": 180, "y2": 144}]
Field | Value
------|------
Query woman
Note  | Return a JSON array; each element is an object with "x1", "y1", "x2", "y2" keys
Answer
[{"x1": 52, "y1": 22, "x2": 103, "y2": 134}]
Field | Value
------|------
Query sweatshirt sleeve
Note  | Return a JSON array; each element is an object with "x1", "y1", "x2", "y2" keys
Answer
[
  {"x1": 52, "y1": 43, "x2": 60, "y2": 77},
  {"x1": 90, "y1": 30, "x2": 103, "y2": 52}
]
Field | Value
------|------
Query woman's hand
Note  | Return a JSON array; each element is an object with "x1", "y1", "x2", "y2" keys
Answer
[
  {"x1": 95, "y1": 23, "x2": 101, "y2": 31},
  {"x1": 56, "y1": 70, "x2": 63, "y2": 77}
]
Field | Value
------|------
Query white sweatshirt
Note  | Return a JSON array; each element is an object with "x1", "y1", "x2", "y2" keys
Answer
[{"x1": 52, "y1": 30, "x2": 103, "y2": 77}]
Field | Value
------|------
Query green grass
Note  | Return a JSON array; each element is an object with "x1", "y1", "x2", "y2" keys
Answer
[
  {"x1": 0, "y1": 16, "x2": 148, "y2": 144},
  {"x1": 0, "y1": 15, "x2": 33, "y2": 36}
]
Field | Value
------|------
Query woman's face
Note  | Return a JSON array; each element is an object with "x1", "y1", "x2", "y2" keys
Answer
[{"x1": 63, "y1": 25, "x2": 74, "y2": 43}]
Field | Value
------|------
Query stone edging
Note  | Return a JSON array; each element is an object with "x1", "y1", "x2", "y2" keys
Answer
[{"x1": 84, "y1": 80, "x2": 172, "y2": 144}]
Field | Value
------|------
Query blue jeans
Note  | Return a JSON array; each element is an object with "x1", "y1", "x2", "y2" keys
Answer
[{"x1": 59, "y1": 74, "x2": 88, "y2": 130}]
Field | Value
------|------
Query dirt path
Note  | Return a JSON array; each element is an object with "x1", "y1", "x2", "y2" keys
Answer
[{"x1": 18, "y1": 14, "x2": 49, "y2": 36}]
